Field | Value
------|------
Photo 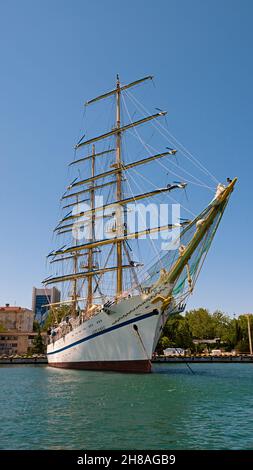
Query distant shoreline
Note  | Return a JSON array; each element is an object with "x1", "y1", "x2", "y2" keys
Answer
[
  {"x1": 1, "y1": 354, "x2": 253, "y2": 365},
  {"x1": 0, "y1": 356, "x2": 47, "y2": 364},
  {"x1": 153, "y1": 354, "x2": 253, "y2": 363}
]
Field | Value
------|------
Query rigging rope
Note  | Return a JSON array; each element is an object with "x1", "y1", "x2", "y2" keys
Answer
[{"x1": 125, "y1": 89, "x2": 219, "y2": 186}]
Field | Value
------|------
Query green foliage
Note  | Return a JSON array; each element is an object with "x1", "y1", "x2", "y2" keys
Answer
[
  {"x1": 43, "y1": 305, "x2": 72, "y2": 331},
  {"x1": 175, "y1": 320, "x2": 193, "y2": 349},
  {"x1": 0, "y1": 323, "x2": 6, "y2": 333},
  {"x1": 33, "y1": 320, "x2": 40, "y2": 332},
  {"x1": 235, "y1": 339, "x2": 249, "y2": 353},
  {"x1": 156, "y1": 313, "x2": 193, "y2": 353},
  {"x1": 160, "y1": 336, "x2": 170, "y2": 349},
  {"x1": 156, "y1": 336, "x2": 171, "y2": 355},
  {"x1": 32, "y1": 331, "x2": 45, "y2": 354},
  {"x1": 234, "y1": 315, "x2": 253, "y2": 352},
  {"x1": 156, "y1": 309, "x2": 253, "y2": 354},
  {"x1": 186, "y1": 308, "x2": 215, "y2": 339}
]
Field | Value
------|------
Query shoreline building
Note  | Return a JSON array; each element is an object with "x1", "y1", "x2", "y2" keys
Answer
[
  {"x1": 0, "y1": 304, "x2": 35, "y2": 355},
  {"x1": 32, "y1": 287, "x2": 60, "y2": 324}
]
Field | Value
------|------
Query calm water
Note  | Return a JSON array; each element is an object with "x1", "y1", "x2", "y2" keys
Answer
[{"x1": 0, "y1": 363, "x2": 253, "y2": 450}]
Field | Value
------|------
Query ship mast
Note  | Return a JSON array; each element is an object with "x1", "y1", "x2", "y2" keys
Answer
[
  {"x1": 87, "y1": 144, "x2": 96, "y2": 308},
  {"x1": 115, "y1": 74, "x2": 123, "y2": 297},
  {"x1": 44, "y1": 76, "x2": 189, "y2": 297},
  {"x1": 72, "y1": 195, "x2": 79, "y2": 317}
]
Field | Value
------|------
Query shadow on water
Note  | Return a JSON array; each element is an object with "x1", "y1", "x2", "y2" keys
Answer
[
  {"x1": 153, "y1": 364, "x2": 194, "y2": 376},
  {"x1": 153, "y1": 362, "x2": 253, "y2": 383}
]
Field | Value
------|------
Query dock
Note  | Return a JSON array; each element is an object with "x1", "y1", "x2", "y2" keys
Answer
[
  {"x1": 0, "y1": 356, "x2": 47, "y2": 364},
  {"x1": 1, "y1": 355, "x2": 253, "y2": 365},
  {"x1": 152, "y1": 355, "x2": 253, "y2": 363}
]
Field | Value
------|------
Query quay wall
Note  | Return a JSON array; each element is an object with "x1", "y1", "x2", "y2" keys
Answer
[{"x1": 152, "y1": 355, "x2": 253, "y2": 363}]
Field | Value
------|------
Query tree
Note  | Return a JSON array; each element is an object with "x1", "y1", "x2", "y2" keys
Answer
[
  {"x1": 32, "y1": 331, "x2": 45, "y2": 354},
  {"x1": 156, "y1": 336, "x2": 170, "y2": 354},
  {"x1": 156, "y1": 313, "x2": 193, "y2": 353},
  {"x1": 0, "y1": 323, "x2": 6, "y2": 333},
  {"x1": 186, "y1": 308, "x2": 215, "y2": 339},
  {"x1": 33, "y1": 320, "x2": 40, "y2": 332},
  {"x1": 162, "y1": 313, "x2": 183, "y2": 340},
  {"x1": 234, "y1": 314, "x2": 253, "y2": 353},
  {"x1": 176, "y1": 320, "x2": 193, "y2": 349},
  {"x1": 212, "y1": 310, "x2": 230, "y2": 337},
  {"x1": 156, "y1": 308, "x2": 253, "y2": 354}
]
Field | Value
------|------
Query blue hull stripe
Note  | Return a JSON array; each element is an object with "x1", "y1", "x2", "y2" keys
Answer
[{"x1": 47, "y1": 310, "x2": 159, "y2": 356}]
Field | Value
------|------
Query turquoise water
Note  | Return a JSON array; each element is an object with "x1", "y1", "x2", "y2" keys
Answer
[{"x1": 0, "y1": 363, "x2": 253, "y2": 450}]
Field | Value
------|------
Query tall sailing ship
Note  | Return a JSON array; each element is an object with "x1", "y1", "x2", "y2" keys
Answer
[{"x1": 43, "y1": 75, "x2": 236, "y2": 372}]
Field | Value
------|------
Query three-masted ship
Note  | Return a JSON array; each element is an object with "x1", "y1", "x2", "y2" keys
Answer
[{"x1": 43, "y1": 75, "x2": 236, "y2": 372}]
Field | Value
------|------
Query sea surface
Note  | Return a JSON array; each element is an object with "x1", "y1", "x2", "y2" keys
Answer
[{"x1": 0, "y1": 363, "x2": 252, "y2": 450}]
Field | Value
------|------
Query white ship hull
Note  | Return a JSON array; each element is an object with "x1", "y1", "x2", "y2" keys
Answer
[{"x1": 47, "y1": 288, "x2": 172, "y2": 373}]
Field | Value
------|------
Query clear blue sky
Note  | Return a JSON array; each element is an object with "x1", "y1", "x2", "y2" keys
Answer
[{"x1": 0, "y1": 0, "x2": 252, "y2": 315}]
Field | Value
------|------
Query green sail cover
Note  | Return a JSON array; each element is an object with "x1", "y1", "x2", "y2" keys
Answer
[{"x1": 140, "y1": 198, "x2": 227, "y2": 305}]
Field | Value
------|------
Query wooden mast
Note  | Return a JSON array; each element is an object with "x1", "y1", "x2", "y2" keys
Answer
[
  {"x1": 116, "y1": 74, "x2": 123, "y2": 297},
  {"x1": 87, "y1": 144, "x2": 96, "y2": 308},
  {"x1": 72, "y1": 254, "x2": 78, "y2": 316},
  {"x1": 47, "y1": 221, "x2": 190, "y2": 260},
  {"x1": 57, "y1": 184, "x2": 185, "y2": 229},
  {"x1": 66, "y1": 150, "x2": 175, "y2": 189},
  {"x1": 74, "y1": 111, "x2": 166, "y2": 149},
  {"x1": 72, "y1": 194, "x2": 79, "y2": 317}
]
